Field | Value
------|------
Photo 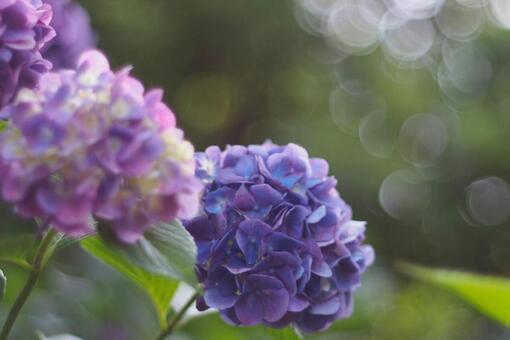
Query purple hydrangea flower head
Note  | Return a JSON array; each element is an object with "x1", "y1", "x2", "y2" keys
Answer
[
  {"x1": 0, "y1": 0, "x2": 55, "y2": 107},
  {"x1": 41, "y1": 0, "x2": 96, "y2": 69},
  {"x1": 0, "y1": 49, "x2": 202, "y2": 243},
  {"x1": 185, "y1": 142, "x2": 374, "y2": 332}
]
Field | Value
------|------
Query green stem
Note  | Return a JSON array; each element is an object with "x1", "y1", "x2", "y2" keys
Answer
[
  {"x1": 0, "y1": 229, "x2": 58, "y2": 340},
  {"x1": 154, "y1": 293, "x2": 198, "y2": 340}
]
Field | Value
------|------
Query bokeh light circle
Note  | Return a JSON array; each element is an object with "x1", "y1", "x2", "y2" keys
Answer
[
  {"x1": 379, "y1": 169, "x2": 431, "y2": 219},
  {"x1": 465, "y1": 176, "x2": 510, "y2": 226}
]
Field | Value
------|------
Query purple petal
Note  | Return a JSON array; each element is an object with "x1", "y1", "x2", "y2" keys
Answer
[
  {"x1": 263, "y1": 251, "x2": 300, "y2": 268},
  {"x1": 310, "y1": 158, "x2": 328, "y2": 178},
  {"x1": 267, "y1": 232, "x2": 305, "y2": 253},
  {"x1": 264, "y1": 312, "x2": 295, "y2": 329},
  {"x1": 338, "y1": 220, "x2": 366, "y2": 244},
  {"x1": 204, "y1": 287, "x2": 238, "y2": 310},
  {"x1": 185, "y1": 215, "x2": 216, "y2": 241},
  {"x1": 309, "y1": 296, "x2": 343, "y2": 315},
  {"x1": 262, "y1": 288, "x2": 290, "y2": 322},
  {"x1": 220, "y1": 307, "x2": 242, "y2": 326},
  {"x1": 250, "y1": 183, "x2": 282, "y2": 207},
  {"x1": 0, "y1": 0, "x2": 15, "y2": 11},
  {"x1": 234, "y1": 155, "x2": 257, "y2": 178},
  {"x1": 361, "y1": 245, "x2": 375, "y2": 267},
  {"x1": 233, "y1": 185, "x2": 256, "y2": 210},
  {"x1": 289, "y1": 295, "x2": 310, "y2": 312},
  {"x1": 245, "y1": 274, "x2": 284, "y2": 292},
  {"x1": 235, "y1": 294, "x2": 264, "y2": 326},
  {"x1": 333, "y1": 258, "x2": 361, "y2": 292},
  {"x1": 2, "y1": 167, "x2": 30, "y2": 201},
  {"x1": 296, "y1": 312, "x2": 335, "y2": 333},
  {"x1": 297, "y1": 255, "x2": 312, "y2": 293},
  {"x1": 204, "y1": 267, "x2": 239, "y2": 309},
  {"x1": 335, "y1": 293, "x2": 354, "y2": 319},
  {"x1": 312, "y1": 260, "x2": 333, "y2": 278},
  {"x1": 36, "y1": 181, "x2": 60, "y2": 213},
  {"x1": 224, "y1": 254, "x2": 252, "y2": 274},
  {"x1": 323, "y1": 241, "x2": 350, "y2": 267},
  {"x1": 223, "y1": 145, "x2": 247, "y2": 168},
  {"x1": 284, "y1": 205, "x2": 308, "y2": 238},
  {"x1": 55, "y1": 195, "x2": 92, "y2": 225},
  {"x1": 52, "y1": 220, "x2": 93, "y2": 237},
  {"x1": 196, "y1": 296, "x2": 209, "y2": 312},
  {"x1": 275, "y1": 266, "x2": 297, "y2": 296},
  {"x1": 3, "y1": 30, "x2": 35, "y2": 50}
]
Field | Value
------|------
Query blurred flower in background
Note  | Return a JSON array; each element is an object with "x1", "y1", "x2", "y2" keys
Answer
[
  {"x1": 42, "y1": 0, "x2": 96, "y2": 69},
  {"x1": 0, "y1": 0, "x2": 55, "y2": 108}
]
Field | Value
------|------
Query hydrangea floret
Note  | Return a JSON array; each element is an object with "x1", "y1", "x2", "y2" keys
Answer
[
  {"x1": 0, "y1": 0, "x2": 55, "y2": 107},
  {"x1": 41, "y1": 0, "x2": 96, "y2": 69},
  {"x1": 185, "y1": 141, "x2": 374, "y2": 332},
  {"x1": 0, "y1": 49, "x2": 202, "y2": 243}
]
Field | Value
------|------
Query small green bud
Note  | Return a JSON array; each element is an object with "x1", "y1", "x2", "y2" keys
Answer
[{"x1": 0, "y1": 270, "x2": 6, "y2": 303}]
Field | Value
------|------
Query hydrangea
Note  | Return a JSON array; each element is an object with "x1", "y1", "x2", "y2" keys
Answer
[
  {"x1": 0, "y1": 50, "x2": 202, "y2": 243},
  {"x1": 185, "y1": 142, "x2": 374, "y2": 332},
  {"x1": 42, "y1": 0, "x2": 96, "y2": 69},
  {"x1": 0, "y1": 0, "x2": 55, "y2": 107}
]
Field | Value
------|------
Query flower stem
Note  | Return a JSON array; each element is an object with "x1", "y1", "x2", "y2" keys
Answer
[
  {"x1": 154, "y1": 293, "x2": 198, "y2": 340},
  {"x1": 0, "y1": 229, "x2": 58, "y2": 340}
]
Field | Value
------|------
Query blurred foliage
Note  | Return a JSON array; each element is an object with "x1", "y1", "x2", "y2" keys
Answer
[
  {"x1": 401, "y1": 263, "x2": 510, "y2": 327},
  {"x1": 81, "y1": 221, "x2": 197, "y2": 327},
  {"x1": 1, "y1": 0, "x2": 510, "y2": 338}
]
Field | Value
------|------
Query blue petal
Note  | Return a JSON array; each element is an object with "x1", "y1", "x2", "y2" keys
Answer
[
  {"x1": 235, "y1": 220, "x2": 272, "y2": 265},
  {"x1": 234, "y1": 155, "x2": 257, "y2": 178},
  {"x1": 204, "y1": 187, "x2": 235, "y2": 214},
  {"x1": 306, "y1": 205, "x2": 326, "y2": 224}
]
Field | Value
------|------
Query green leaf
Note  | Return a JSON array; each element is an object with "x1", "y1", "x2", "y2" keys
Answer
[
  {"x1": 265, "y1": 327, "x2": 303, "y2": 340},
  {"x1": 0, "y1": 120, "x2": 7, "y2": 133},
  {"x1": 133, "y1": 220, "x2": 198, "y2": 286},
  {"x1": 81, "y1": 220, "x2": 197, "y2": 327},
  {"x1": 400, "y1": 262, "x2": 510, "y2": 327},
  {"x1": 0, "y1": 269, "x2": 6, "y2": 303},
  {"x1": 0, "y1": 235, "x2": 36, "y2": 270}
]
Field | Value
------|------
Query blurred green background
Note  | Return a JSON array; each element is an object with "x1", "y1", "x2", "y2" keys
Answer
[{"x1": 2, "y1": 0, "x2": 510, "y2": 339}]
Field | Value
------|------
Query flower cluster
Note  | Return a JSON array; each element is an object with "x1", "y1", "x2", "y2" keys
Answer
[
  {"x1": 0, "y1": 50, "x2": 202, "y2": 243},
  {"x1": 0, "y1": 0, "x2": 55, "y2": 107},
  {"x1": 42, "y1": 0, "x2": 96, "y2": 69},
  {"x1": 185, "y1": 142, "x2": 374, "y2": 332}
]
